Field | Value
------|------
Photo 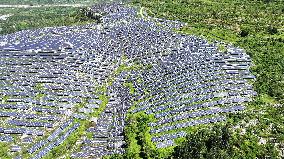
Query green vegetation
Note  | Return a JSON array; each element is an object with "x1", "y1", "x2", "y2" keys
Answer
[
  {"x1": 105, "y1": 112, "x2": 174, "y2": 159},
  {"x1": 124, "y1": 82, "x2": 135, "y2": 95},
  {"x1": 91, "y1": 94, "x2": 109, "y2": 117},
  {"x1": 0, "y1": 6, "x2": 96, "y2": 35},
  {"x1": 171, "y1": 123, "x2": 279, "y2": 159},
  {"x1": 42, "y1": 120, "x2": 91, "y2": 159},
  {"x1": 0, "y1": 143, "x2": 9, "y2": 158},
  {"x1": 123, "y1": 112, "x2": 174, "y2": 159}
]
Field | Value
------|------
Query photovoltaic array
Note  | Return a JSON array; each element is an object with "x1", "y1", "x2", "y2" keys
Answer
[{"x1": 0, "y1": 3, "x2": 256, "y2": 158}]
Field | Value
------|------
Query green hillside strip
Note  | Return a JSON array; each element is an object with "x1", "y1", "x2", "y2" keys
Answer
[{"x1": 42, "y1": 120, "x2": 87, "y2": 159}]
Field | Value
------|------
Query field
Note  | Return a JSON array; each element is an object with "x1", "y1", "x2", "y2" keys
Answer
[{"x1": 0, "y1": 0, "x2": 283, "y2": 159}]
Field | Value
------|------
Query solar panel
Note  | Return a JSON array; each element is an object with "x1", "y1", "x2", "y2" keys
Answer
[{"x1": 0, "y1": 2, "x2": 257, "y2": 157}]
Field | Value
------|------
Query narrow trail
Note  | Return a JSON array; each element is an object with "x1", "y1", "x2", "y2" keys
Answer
[{"x1": 0, "y1": 4, "x2": 89, "y2": 8}]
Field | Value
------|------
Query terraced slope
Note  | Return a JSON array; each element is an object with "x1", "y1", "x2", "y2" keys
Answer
[{"x1": 0, "y1": 3, "x2": 256, "y2": 158}]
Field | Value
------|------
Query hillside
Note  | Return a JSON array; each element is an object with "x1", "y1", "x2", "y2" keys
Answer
[{"x1": 0, "y1": 0, "x2": 283, "y2": 159}]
